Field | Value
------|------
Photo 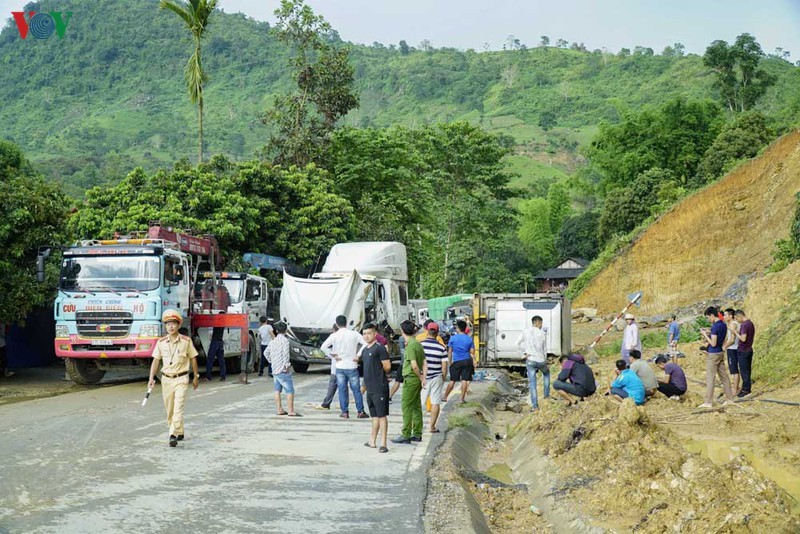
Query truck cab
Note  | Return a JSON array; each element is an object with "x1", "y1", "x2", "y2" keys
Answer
[
  {"x1": 54, "y1": 240, "x2": 191, "y2": 384},
  {"x1": 280, "y1": 242, "x2": 409, "y2": 371},
  {"x1": 193, "y1": 272, "x2": 269, "y2": 372}
]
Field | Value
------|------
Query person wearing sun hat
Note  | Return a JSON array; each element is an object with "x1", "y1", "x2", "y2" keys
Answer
[
  {"x1": 148, "y1": 309, "x2": 200, "y2": 447},
  {"x1": 621, "y1": 313, "x2": 641, "y2": 365}
]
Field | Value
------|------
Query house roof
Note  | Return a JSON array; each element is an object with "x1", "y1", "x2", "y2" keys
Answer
[
  {"x1": 559, "y1": 257, "x2": 589, "y2": 268},
  {"x1": 534, "y1": 268, "x2": 586, "y2": 280}
]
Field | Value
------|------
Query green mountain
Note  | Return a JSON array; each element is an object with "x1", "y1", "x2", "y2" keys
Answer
[{"x1": 1, "y1": 0, "x2": 799, "y2": 196}]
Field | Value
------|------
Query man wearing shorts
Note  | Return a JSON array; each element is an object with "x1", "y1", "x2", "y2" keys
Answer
[
  {"x1": 444, "y1": 320, "x2": 475, "y2": 404},
  {"x1": 264, "y1": 322, "x2": 301, "y2": 417},
  {"x1": 361, "y1": 323, "x2": 391, "y2": 453},
  {"x1": 420, "y1": 322, "x2": 448, "y2": 432}
]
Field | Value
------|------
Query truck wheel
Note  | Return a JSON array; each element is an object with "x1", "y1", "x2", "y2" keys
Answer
[
  {"x1": 228, "y1": 356, "x2": 241, "y2": 374},
  {"x1": 65, "y1": 358, "x2": 106, "y2": 385},
  {"x1": 292, "y1": 362, "x2": 309, "y2": 373}
]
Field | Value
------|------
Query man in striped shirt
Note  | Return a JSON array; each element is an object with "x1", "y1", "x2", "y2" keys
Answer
[
  {"x1": 265, "y1": 322, "x2": 301, "y2": 417},
  {"x1": 420, "y1": 322, "x2": 448, "y2": 433}
]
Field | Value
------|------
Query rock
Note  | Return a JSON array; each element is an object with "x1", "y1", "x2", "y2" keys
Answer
[
  {"x1": 530, "y1": 505, "x2": 542, "y2": 516},
  {"x1": 572, "y1": 307, "x2": 598, "y2": 319},
  {"x1": 680, "y1": 458, "x2": 699, "y2": 481},
  {"x1": 650, "y1": 481, "x2": 661, "y2": 491},
  {"x1": 733, "y1": 201, "x2": 745, "y2": 211},
  {"x1": 618, "y1": 399, "x2": 650, "y2": 426}
]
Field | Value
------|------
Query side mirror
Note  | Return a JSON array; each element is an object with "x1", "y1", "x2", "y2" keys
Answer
[{"x1": 37, "y1": 247, "x2": 52, "y2": 283}]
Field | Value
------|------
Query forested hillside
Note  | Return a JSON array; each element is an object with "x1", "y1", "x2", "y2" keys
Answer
[
  {"x1": 2, "y1": 0, "x2": 800, "y2": 320},
  {"x1": 2, "y1": 0, "x2": 799, "y2": 196}
]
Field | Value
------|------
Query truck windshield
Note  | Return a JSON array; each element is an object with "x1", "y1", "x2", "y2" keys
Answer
[
  {"x1": 193, "y1": 279, "x2": 244, "y2": 303},
  {"x1": 60, "y1": 256, "x2": 161, "y2": 292}
]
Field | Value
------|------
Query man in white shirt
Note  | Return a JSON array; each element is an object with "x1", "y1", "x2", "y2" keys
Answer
[
  {"x1": 258, "y1": 316, "x2": 274, "y2": 377},
  {"x1": 320, "y1": 315, "x2": 368, "y2": 419},
  {"x1": 516, "y1": 315, "x2": 549, "y2": 411},
  {"x1": 621, "y1": 313, "x2": 641, "y2": 365}
]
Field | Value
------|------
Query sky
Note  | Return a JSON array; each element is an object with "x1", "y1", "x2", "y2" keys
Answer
[
  {"x1": 5, "y1": 0, "x2": 800, "y2": 60},
  {"x1": 220, "y1": 0, "x2": 800, "y2": 60}
]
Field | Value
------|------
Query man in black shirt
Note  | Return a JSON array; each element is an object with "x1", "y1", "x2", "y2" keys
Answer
[
  {"x1": 361, "y1": 323, "x2": 392, "y2": 453},
  {"x1": 552, "y1": 353, "x2": 596, "y2": 405}
]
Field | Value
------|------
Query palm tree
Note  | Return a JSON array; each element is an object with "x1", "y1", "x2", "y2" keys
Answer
[{"x1": 160, "y1": 0, "x2": 218, "y2": 164}]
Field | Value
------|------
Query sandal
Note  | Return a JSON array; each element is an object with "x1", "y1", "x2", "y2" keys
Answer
[
  {"x1": 379, "y1": 446, "x2": 389, "y2": 453},
  {"x1": 277, "y1": 411, "x2": 288, "y2": 416},
  {"x1": 287, "y1": 413, "x2": 303, "y2": 417},
  {"x1": 364, "y1": 442, "x2": 377, "y2": 448}
]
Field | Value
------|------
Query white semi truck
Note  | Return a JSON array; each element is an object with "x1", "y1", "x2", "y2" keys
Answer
[{"x1": 280, "y1": 242, "x2": 409, "y2": 371}]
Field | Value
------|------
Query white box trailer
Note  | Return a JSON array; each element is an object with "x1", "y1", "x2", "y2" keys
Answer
[{"x1": 473, "y1": 293, "x2": 571, "y2": 368}]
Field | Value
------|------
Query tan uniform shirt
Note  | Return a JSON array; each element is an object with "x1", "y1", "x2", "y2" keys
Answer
[{"x1": 152, "y1": 334, "x2": 198, "y2": 375}]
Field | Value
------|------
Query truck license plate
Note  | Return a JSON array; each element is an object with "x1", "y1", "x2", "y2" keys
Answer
[{"x1": 91, "y1": 339, "x2": 113, "y2": 346}]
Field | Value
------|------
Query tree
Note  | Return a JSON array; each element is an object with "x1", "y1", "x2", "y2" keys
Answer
[
  {"x1": 587, "y1": 97, "x2": 723, "y2": 191},
  {"x1": 556, "y1": 39, "x2": 568, "y2": 49},
  {"x1": 262, "y1": 0, "x2": 359, "y2": 167},
  {"x1": 399, "y1": 40, "x2": 410, "y2": 54},
  {"x1": 538, "y1": 110, "x2": 557, "y2": 132},
  {"x1": 703, "y1": 33, "x2": 776, "y2": 112},
  {"x1": 422, "y1": 122, "x2": 513, "y2": 295},
  {"x1": 555, "y1": 211, "x2": 600, "y2": 260},
  {"x1": 546, "y1": 182, "x2": 572, "y2": 235},
  {"x1": 673, "y1": 42, "x2": 685, "y2": 56},
  {"x1": 598, "y1": 168, "x2": 673, "y2": 241},
  {"x1": 0, "y1": 142, "x2": 70, "y2": 324},
  {"x1": 539, "y1": 36, "x2": 550, "y2": 47},
  {"x1": 159, "y1": 0, "x2": 218, "y2": 164},
  {"x1": 517, "y1": 198, "x2": 556, "y2": 269},
  {"x1": 695, "y1": 111, "x2": 775, "y2": 185},
  {"x1": 71, "y1": 158, "x2": 353, "y2": 267}
]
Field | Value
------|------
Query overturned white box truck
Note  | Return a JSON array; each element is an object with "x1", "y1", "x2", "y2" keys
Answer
[
  {"x1": 280, "y1": 242, "x2": 409, "y2": 371},
  {"x1": 473, "y1": 293, "x2": 571, "y2": 370}
]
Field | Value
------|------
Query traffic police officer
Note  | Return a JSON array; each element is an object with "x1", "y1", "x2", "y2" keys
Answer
[{"x1": 148, "y1": 309, "x2": 200, "y2": 447}]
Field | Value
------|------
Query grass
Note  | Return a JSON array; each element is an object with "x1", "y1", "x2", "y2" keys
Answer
[
  {"x1": 504, "y1": 154, "x2": 569, "y2": 190},
  {"x1": 448, "y1": 413, "x2": 472, "y2": 429}
]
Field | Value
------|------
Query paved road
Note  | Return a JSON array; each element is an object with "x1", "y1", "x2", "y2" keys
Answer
[{"x1": 0, "y1": 368, "x2": 441, "y2": 533}]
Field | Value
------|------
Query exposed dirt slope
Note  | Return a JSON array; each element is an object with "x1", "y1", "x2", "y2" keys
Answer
[{"x1": 575, "y1": 130, "x2": 800, "y2": 315}]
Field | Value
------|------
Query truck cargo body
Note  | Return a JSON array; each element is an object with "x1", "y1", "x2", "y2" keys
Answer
[{"x1": 473, "y1": 293, "x2": 571, "y2": 368}]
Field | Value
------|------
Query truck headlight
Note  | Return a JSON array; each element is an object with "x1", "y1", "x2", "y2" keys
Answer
[
  {"x1": 291, "y1": 346, "x2": 300, "y2": 354},
  {"x1": 55, "y1": 325, "x2": 69, "y2": 338},
  {"x1": 139, "y1": 324, "x2": 161, "y2": 338}
]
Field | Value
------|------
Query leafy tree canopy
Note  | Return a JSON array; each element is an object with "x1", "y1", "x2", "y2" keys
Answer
[
  {"x1": 70, "y1": 157, "x2": 352, "y2": 267},
  {"x1": 0, "y1": 142, "x2": 70, "y2": 324}
]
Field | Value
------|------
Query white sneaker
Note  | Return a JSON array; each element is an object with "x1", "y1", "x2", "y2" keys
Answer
[
  {"x1": 697, "y1": 403, "x2": 713, "y2": 409},
  {"x1": 669, "y1": 395, "x2": 681, "y2": 401}
]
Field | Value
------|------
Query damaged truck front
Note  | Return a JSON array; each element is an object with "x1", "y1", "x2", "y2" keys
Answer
[{"x1": 280, "y1": 242, "x2": 409, "y2": 372}]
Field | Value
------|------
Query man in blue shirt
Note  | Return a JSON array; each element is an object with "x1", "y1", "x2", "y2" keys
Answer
[
  {"x1": 443, "y1": 319, "x2": 475, "y2": 404},
  {"x1": 667, "y1": 315, "x2": 680, "y2": 358},
  {"x1": 608, "y1": 360, "x2": 646, "y2": 405},
  {"x1": 699, "y1": 306, "x2": 734, "y2": 408}
]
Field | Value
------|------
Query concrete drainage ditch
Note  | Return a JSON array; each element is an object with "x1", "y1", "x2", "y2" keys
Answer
[{"x1": 424, "y1": 372, "x2": 602, "y2": 533}]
